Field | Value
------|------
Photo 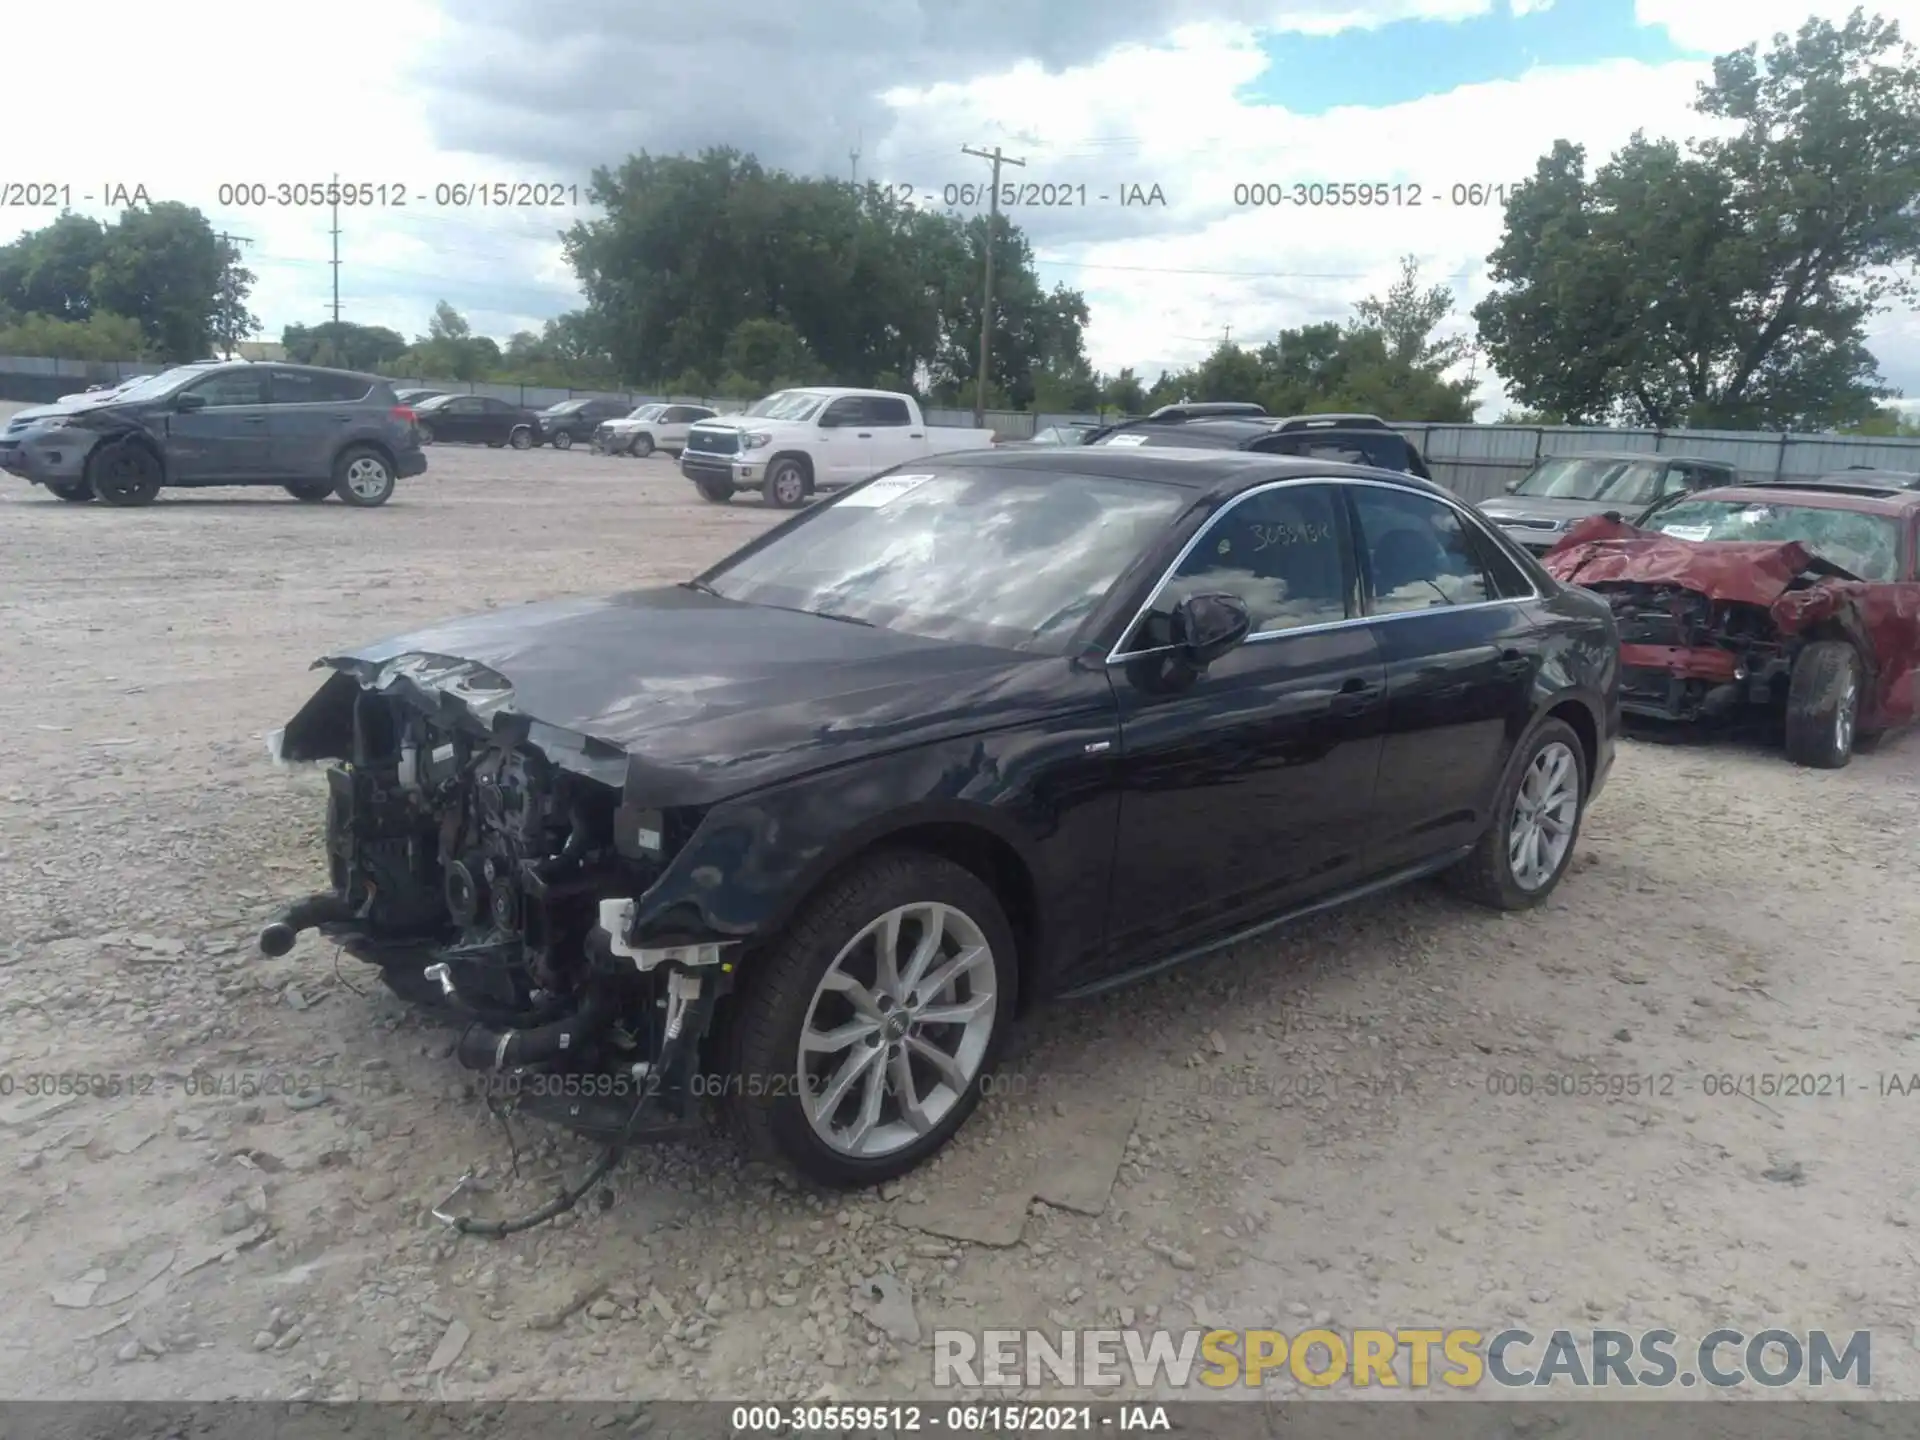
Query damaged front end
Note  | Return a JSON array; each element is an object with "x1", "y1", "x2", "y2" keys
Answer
[
  {"x1": 261, "y1": 653, "x2": 735, "y2": 1151},
  {"x1": 1593, "y1": 582, "x2": 1796, "y2": 722},
  {"x1": 1543, "y1": 516, "x2": 1894, "y2": 728}
]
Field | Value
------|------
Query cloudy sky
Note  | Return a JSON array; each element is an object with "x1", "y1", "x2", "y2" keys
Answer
[{"x1": 6, "y1": 0, "x2": 1919, "y2": 414}]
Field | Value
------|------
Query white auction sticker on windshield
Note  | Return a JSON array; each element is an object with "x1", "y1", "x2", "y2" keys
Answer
[
  {"x1": 1660, "y1": 524, "x2": 1711, "y2": 542},
  {"x1": 839, "y1": 473, "x2": 938, "y2": 507},
  {"x1": 1102, "y1": 433, "x2": 1151, "y2": 447}
]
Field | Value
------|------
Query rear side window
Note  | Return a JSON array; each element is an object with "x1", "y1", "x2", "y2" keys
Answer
[
  {"x1": 271, "y1": 369, "x2": 372, "y2": 404},
  {"x1": 1349, "y1": 486, "x2": 1495, "y2": 613},
  {"x1": 867, "y1": 397, "x2": 913, "y2": 426}
]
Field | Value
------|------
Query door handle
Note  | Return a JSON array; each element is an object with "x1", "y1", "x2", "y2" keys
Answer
[
  {"x1": 856, "y1": 432, "x2": 873, "y2": 438},
  {"x1": 1495, "y1": 648, "x2": 1532, "y2": 678},
  {"x1": 241, "y1": 416, "x2": 265, "y2": 425},
  {"x1": 1328, "y1": 676, "x2": 1379, "y2": 716},
  {"x1": 909, "y1": 432, "x2": 924, "y2": 438}
]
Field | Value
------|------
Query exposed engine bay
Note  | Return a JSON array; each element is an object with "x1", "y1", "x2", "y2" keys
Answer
[
  {"x1": 1592, "y1": 581, "x2": 1800, "y2": 721},
  {"x1": 259, "y1": 676, "x2": 736, "y2": 1227}
]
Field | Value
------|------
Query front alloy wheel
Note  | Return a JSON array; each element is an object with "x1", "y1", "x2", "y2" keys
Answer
[
  {"x1": 552, "y1": 429, "x2": 574, "y2": 450},
  {"x1": 730, "y1": 851, "x2": 1016, "y2": 1186},
  {"x1": 799, "y1": 903, "x2": 998, "y2": 1160},
  {"x1": 766, "y1": 459, "x2": 808, "y2": 508},
  {"x1": 509, "y1": 426, "x2": 534, "y2": 450}
]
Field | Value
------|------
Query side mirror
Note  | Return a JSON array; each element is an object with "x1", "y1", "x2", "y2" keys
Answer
[
  {"x1": 1171, "y1": 592, "x2": 1252, "y2": 666},
  {"x1": 173, "y1": 392, "x2": 206, "y2": 413},
  {"x1": 1503, "y1": 478, "x2": 1520, "y2": 493}
]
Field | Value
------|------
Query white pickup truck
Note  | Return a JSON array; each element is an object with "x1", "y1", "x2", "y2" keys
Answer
[{"x1": 679, "y1": 387, "x2": 997, "y2": 507}]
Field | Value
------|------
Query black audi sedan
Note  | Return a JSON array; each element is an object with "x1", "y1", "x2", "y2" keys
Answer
[{"x1": 262, "y1": 448, "x2": 1618, "y2": 1190}]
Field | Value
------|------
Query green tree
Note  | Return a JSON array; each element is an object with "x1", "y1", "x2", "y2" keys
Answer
[
  {"x1": 0, "y1": 310, "x2": 147, "y2": 360},
  {"x1": 563, "y1": 149, "x2": 1085, "y2": 402},
  {"x1": 90, "y1": 202, "x2": 241, "y2": 360},
  {"x1": 395, "y1": 301, "x2": 503, "y2": 379},
  {"x1": 0, "y1": 213, "x2": 109, "y2": 321},
  {"x1": 284, "y1": 321, "x2": 409, "y2": 370},
  {"x1": 1102, "y1": 367, "x2": 1147, "y2": 415},
  {"x1": 1474, "y1": 9, "x2": 1920, "y2": 430},
  {"x1": 1843, "y1": 403, "x2": 1920, "y2": 436},
  {"x1": 720, "y1": 317, "x2": 825, "y2": 390}
]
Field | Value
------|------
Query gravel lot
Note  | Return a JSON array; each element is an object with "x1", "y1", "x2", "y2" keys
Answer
[{"x1": 2, "y1": 429, "x2": 1919, "y2": 1404}]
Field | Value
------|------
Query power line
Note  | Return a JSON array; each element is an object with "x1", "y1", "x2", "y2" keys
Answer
[{"x1": 960, "y1": 143, "x2": 1025, "y2": 426}]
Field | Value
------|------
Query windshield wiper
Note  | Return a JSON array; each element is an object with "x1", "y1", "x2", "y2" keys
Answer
[
  {"x1": 809, "y1": 607, "x2": 875, "y2": 627},
  {"x1": 684, "y1": 579, "x2": 719, "y2": 596}
]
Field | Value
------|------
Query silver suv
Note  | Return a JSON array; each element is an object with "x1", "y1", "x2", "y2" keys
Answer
[{"x1": 0, "y1": 360, "x2": 428, "y2": 507}]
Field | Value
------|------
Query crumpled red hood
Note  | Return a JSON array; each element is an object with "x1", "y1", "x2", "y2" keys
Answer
[
  {"x1": 1540, "y1": 515, "x2": 1920, "y2": 726},
  {"x1": 1540, "y1": 515, "x2": 1832, "y2": 606}
]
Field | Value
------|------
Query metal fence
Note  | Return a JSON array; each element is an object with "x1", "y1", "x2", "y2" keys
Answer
[{"x1": 4, "y1": 355, "x2": 1918, "y2": 492}]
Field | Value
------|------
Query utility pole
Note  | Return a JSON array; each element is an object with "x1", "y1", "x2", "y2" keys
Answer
[
  {"x1": 1222, "y1": 324, "x2": 1232, "y2": 348},
  {"x1": 849, "y1": 129, "x2": 861, "y2": 186},
  {"x1": 960, "y1": 144, "x2": 1025, "y2": 426},
  {"x1": 213, "y1": 231, "x2": 253, "y2": 358},
  {"x1": 329, "y1": 172, "x2": 342, "y2": 324}
]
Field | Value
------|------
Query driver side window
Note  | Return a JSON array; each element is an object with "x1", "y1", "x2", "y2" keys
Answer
[
  {"x1": 1125, "y1": 484, "x2": 1351, "y2": 651},
  {"x1": 184, "y1": 370, "x2": 268, "y2": 407},
  {"x1": 821, "y1": 397, "x2": 864, "y2": 426}
]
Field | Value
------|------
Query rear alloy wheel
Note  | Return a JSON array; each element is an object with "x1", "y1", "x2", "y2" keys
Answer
[
  {"x1": 86, "y1": 440, "x2": 163, "y2": 506},
  {"x1": 332, "y1": 446, "x2": 395, "y2": 507},
  {"x1": 765, "y1": 458, "x2": 808, "y2": 508},
  {"x1": 1446, "y1": 718, "x2": 1587, "y2": 911},
  {"x1": 696, "y1": 477, "x2": 733, "y2": 504},
  {"x1": 631, "y1": 433, "x2": 655, "y2": 458},
  {"x1": 509, "y1": 426, "x2": 534, "y2": 450},
  {"x1": 47, "y1": 482, "x2": 94, "y2": 503},
  {"x1": 730, "y1": 851, "x2": 1016, "y2": 1186},
  {"x1": 285, "y1": 481, "x2": 332, "y2": 503},
  {"x1": 552, "y1": 429, "x2": 574, "y2": 450},
  {"x1": 1784, "y1": 640, "x2": 1861, "y2": 769}
]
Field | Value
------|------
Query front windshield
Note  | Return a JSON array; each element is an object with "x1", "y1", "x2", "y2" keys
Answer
[
  {"x1": 700, "y1": 467, "x2": 1190, "y2": 653},
  {"x1": 1648, "y1": 499, "x2": 1902, "y2": 581},
  {"x1": 628, "y1": 404, "x2": 665, "y2": 420},
  {"x1": 544, "y1": 400, "x2": 584, "y2": 414},
  {"x1": 745, "y1": 390, "x2": 826, "y2": 420},
  {"x1": 95, "y1": 368, "x2": 201, "y2": 404},
  {"x1": 1517, "y1": 456, "x2": 1666, "y2": 505}
]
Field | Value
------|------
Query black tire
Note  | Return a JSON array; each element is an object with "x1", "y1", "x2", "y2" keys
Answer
[
  {"x1": 47, "y1": 482, "x2": 93, "y2": 503},
  {"x1": 765, "y1": 458, "x2": 809, "y2": 508},
  {"x1": 729, "y1": 850, "x2": 1018, "y2": 1187},
  {"x1": 552, "y1": 429, "x2": 574, "y2": 450},
  {"x1": 1784, "y1": 640, "x2": 1861, "y2": 769},
  {"x1": 631, "y1": 433, "x2": 654, "y2": 458},
  {"x1": 509, "y1": 426, "x2": 534, "y2": 450},
  {"x1": 696, "y1": 476, "x2": 733, "y2": 504},
  {"x1": 1446, "y1": 717, "x2": 1588, "y2": 911},
  {"x1": 332, "y1": 446, "x2": 395, "y2": 507},
  {"x1": 86, "y1": 440, "x2": 163, "y2": 506},
  {"x1": 285, "y1": 481, "x2": 332, "y2": 503},
  {"x1": 416, "y1": 424, "x2": 435, "y2": 445}
]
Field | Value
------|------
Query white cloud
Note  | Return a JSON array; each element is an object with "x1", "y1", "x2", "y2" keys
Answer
[
  {"x1": 1635, "y1": 0, "x2": 1920, "y2": 53},
  {"x1": 1507, "y1": 0, "x2": 1555, "y2": 15}
]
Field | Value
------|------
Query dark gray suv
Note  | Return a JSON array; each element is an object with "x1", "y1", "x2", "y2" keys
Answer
[{"x1": 0, "y1": 361, "x2": 427, "y2": 507}]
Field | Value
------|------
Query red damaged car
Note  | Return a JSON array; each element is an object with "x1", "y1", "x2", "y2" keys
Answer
[{"x1": 1539, "y1": 480, "x2": 1920, "y2": 768}]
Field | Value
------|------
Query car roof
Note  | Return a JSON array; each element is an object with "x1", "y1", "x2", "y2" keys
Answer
[
  {"x1": 1816, "y1": 468, "x2": 1920, "y2": 485},
  {"x1": 1681, "y1": 483, "x2": 1920, "y2": 517},
  {"x1": 939, "y1": 444, "x2": 1452, "y2": 501}
]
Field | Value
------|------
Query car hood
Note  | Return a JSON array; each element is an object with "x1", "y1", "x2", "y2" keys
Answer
[
  {"x1": 1478, "y1": 494, "x2": 1628, "y2": 527},
  {"x1": 274, "y1": 585, "x2": 1085, "y2": 807},
  {"x1": 7, "y1": 394, "x2": 137, "y2": 425}
]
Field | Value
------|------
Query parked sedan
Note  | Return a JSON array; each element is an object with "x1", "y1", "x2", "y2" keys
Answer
[
  {"x1": 261, "y1": 448, "x2": 1616, "y2": 1186},
  {"x1": 411, "y1": 393, "x2": 540, "y2": 449},
  {"x1": 394, "y1": 388, "x2": 446, "y2": 407},
  {"x1": 1478, "y1": 451, "x2": 1739, "y2": 555},
  {"x1": 537, "y1": 397, "x2": 632, "y2": 450}
]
